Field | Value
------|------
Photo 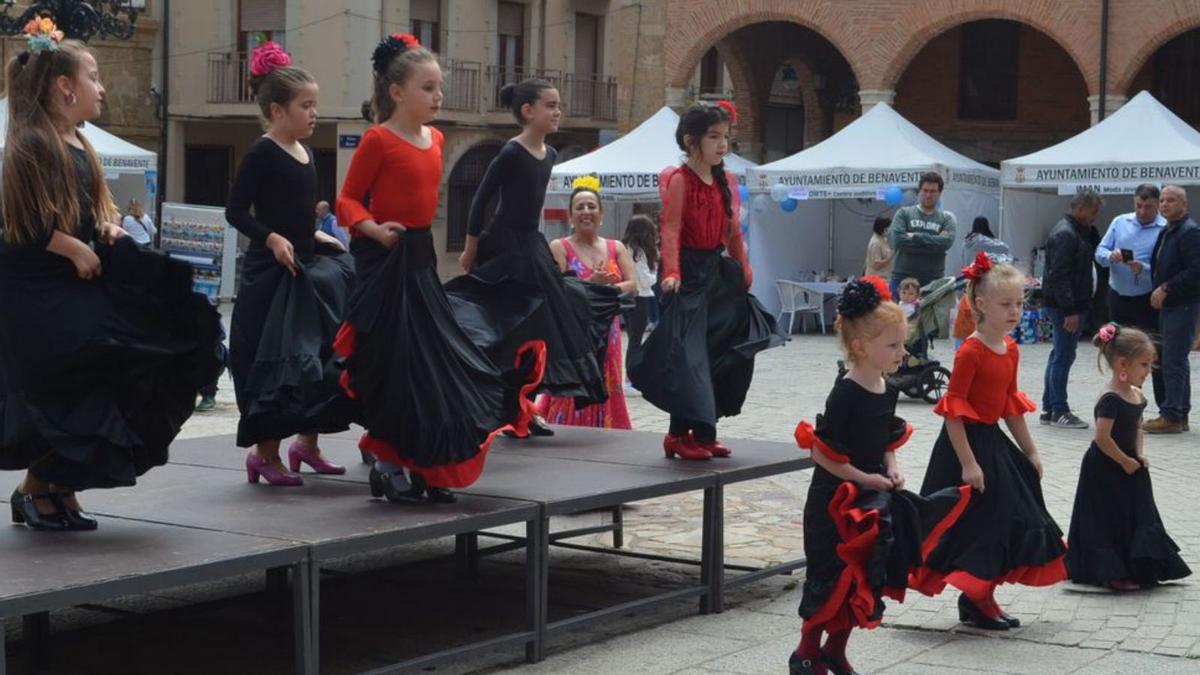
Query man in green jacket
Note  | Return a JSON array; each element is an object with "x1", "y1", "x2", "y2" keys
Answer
[{"x1": 888, "y1": 171, "x2": 957, "y2": 298}]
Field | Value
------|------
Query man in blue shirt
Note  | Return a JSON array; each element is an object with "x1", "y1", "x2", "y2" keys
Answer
[
  {"x1": 315, "y1": 200, "x2": 349, "y2": 248},
  {"x1": 1095, "y1": 183, "x2": 1167, "y2": 406}
]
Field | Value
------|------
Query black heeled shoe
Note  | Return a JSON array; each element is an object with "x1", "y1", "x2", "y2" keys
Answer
[
  {"x1": 820, "y1": 651, "x2": 862, "y2": 675},
  {"x1": 51, "y1": 492, "x2": 99, "y2": 531},
  {"x1": 957, "y1": 593, "x2": 1009, "y2": 630},
  {"x1": 368, "y1": 467, "x2": 425, "y2": 504},
  {"x1": 995, "y1": 607, "x2": 1021, "y2": 628},
  {"x1": 10, "y1": 489, "x2": 68, "y2": 531},
  {"x1": 408, "y1": 473, "x2": 457, "y2": 503},
  {"x1": 528, "y1": 417, "x2": 555, "y2": 437},
  {"x1": 788, "y1": 651, "x2": 824, "y2": 675}
]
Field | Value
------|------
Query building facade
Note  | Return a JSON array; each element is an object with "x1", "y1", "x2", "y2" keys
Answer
[
  {"x1": 165, "y1": 0, "x2": 623, "y2": 273},
  {"x1": 623, "y1": 0, "x2": 1200, "y2": 166}
]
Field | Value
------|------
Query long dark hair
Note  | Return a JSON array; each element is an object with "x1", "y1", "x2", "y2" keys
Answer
[
  {"x1": 622, "y1": 215, "x2": 658, "y2": 272},
  {"x1": 971, "y1": 216, "x2": 995, "y2": 238},
  {"x1": 675, "y1": 103, "x2": 733, "y2": 220}
]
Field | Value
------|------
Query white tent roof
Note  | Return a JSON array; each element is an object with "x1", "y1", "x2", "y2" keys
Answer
[
  {"x1": 549, "y1": 106, "x2": 757, "y2": 199},
  {"x1": 0, "y1": 98, "x2": 155, "y2": 175},
  {"x1": 1001, "y1": 91, "x2": 1200, "y2": 190},
  {"x1": 748, "y1": 103, "x2": 999, "y2": 198}
]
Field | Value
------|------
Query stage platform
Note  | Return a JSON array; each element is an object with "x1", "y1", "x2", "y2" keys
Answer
[{"x1": 1, "y1": 427, "x2": 811, "y2": 674}]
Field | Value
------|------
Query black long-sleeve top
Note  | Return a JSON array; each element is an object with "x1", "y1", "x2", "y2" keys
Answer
[
  {"x1": 0, "y1": 145, "x2": 96, "y2": 258},
  {"x1": 225, "y1": 137, "x2": 317, "y2": 246},
  {"x1": 466, "y1": 140, "x2": 556, "y2": 237}
]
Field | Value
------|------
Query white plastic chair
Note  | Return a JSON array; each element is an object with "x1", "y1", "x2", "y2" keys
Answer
[{"x1": 776, "y1": 280, "x2": 825, "y2": 335}]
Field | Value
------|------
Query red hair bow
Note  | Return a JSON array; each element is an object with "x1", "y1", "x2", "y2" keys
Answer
[
  {"x1": 716, "y1": 100, "x2": 738, "y2": 125},
  {"x1": 392, "y1": 33, "x2": 420, "y2": 49},
  {"x1": 961, "y1": 251, "x2": 992, "y2": 281}
]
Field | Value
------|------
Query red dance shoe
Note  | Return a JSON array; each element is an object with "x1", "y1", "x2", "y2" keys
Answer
[
  {"x1": 694, "y1": 437, "x2": 732, "y2": 458},
  {"x1": 663, "y1": 434, "x2": 712, "y2": 460}
]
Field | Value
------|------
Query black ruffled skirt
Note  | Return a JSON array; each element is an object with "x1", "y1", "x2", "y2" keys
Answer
[
  {"x1": 628, "y1": 247, "x2": 784, "y2": 425},
  {"x1": 229, "y1": 239, "x2": 356, "y2": 447},
  {"x1": 800, "y1": 477, "x2": 971, "y2": 631},
  {"x1": 335, "y1": 230, "x2": 545, "y2": 488},
  {"x1": 912, "y1": 422, "x2": 1068, "y2": 595},
  {"x1": 0, "y1": 238, "x2": 222, "y2": 490},
  {"x1": 445, "y1": 227, "x2": 610, "y2": 406},
  {"x1": 1066, "y1": 444, "x2": 1191, "y2": 586}
]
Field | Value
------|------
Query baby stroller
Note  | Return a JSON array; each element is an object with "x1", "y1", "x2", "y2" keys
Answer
[{"x1": 837, "y1": 276, "x2": 959, "y2": 404}]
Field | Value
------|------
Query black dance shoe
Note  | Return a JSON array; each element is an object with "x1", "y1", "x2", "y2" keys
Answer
[
  {"x1": 51, "y1": 492, "x2": 99, "y2": 531},
  {"x1": 788, "y1": 651, "x2": 824, "y2": 675},
  {"x1": 408, "y1": 473, "x2": 457, "y2": 504},
  {"x1": 957, "y1": 593, "x2": 1009, "y2": 630},
  {"x1": 820, "y1": 651, "x2": 862, "y2": 675},
  {"x1": 10, "y1": 488, "x2": 68, "y2": 531},
  {"x1": 528, "y1": 417, "x2": 555, "y2": 437},
  {"x1": 995, "y1": 607, "x2": 1021, "y2": 628},
  {"x1": 368, "y1": 467, "x2": 425, "y2": 504}
]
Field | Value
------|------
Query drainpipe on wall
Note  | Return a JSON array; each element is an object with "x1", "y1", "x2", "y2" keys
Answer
[
  {"x1": 157, "y1": 0, "x2": 170, "y2": 224},
  {"x1": 1098, "y1": 0, "x2": 1110, "y2": 121},
  {"x1": 539, "y1": 0, "x2": 547, "y2": 70}
]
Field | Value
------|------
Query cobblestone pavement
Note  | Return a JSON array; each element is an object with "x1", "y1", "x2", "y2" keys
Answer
[{"x1": 177, "y1": 313, "x2": 1200, "y2": 672}]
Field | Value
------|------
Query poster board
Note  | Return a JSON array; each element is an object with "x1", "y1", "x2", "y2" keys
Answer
[{"x1": 159, "y1": 202, "x2": 239, "y2": 301}]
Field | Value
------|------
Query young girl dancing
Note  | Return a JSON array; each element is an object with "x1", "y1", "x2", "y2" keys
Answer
[
  {"x1": 535, "y1": 176, "x2": 637, "y2": 429},
  {"x1": 447, "y1": 79, "x2": 614, "y2": 432},
  {"x1": 334, "y1": 34, "x2": 545, "y2": 503},
  {"x1": 912, "y1": 252, "x2": 1067, "y2": 629},
  {"x1": 0, "y1": 22, "x2": 220, "y2": 530},
  {"x1": 226, "y1": 42, "x2": 356, "y2": 486},
  {"x1": 628, "y1": 101, "x2": 784, "y2": 459},
  {"x1": 792, "y1": 277, "x2": 969, "y2": 675},
  {"x1": 1066, "y1": 324, "x2": 1191, "y2": 589}
]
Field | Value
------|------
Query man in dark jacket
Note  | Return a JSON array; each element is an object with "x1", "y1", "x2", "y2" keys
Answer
[
  {"x1": 1040, "y1": 189, "x2": 1102, "y2": 429},
  {"x1": 1144, "y1": 185, "x2": 1200, "y2": 433}
]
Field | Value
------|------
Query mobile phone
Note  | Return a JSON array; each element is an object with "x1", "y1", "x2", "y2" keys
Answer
[{"x1": 1121, "y1": 248, "x2": 1134, "y2": 263}]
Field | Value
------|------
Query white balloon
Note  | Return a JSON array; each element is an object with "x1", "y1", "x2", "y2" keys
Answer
[
  {"x1": 770, "y1": 183, "x2": 789, "y2": 202},
  {"x1": 739, "y1": 205, "x2": 748, "y2": 221}
]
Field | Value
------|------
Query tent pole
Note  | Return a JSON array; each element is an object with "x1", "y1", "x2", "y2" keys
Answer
[{"x1": 828, "y1": 201, "x2": 835, "y2": 272}]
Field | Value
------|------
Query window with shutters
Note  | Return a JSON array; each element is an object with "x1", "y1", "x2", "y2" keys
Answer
[
  {"x1": 239, "y1": 0, "x2": 285, "y2": 52},
  {"x1": 410, "y1": 0, "x2": 440, "y2": 53},
  {"x1": 498, "y1": 1, "x2": 525, "y2": 77}
]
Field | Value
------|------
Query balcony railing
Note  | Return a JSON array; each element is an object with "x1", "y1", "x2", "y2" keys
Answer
[
  {"x1": 564, "y1": 73, "x2": 618, "y2": 121},
  {"x1": 207, "y1": 52, "x2": 253, "y2": 104},
  {"x1": 440, "y1": 58, "x2": 480, "y2": 113}
]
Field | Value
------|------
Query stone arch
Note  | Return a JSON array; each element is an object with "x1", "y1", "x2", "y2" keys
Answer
[
  {"x1": 665, "y1": 2, "x2": 864, "y2": 91},
  {"x1": 1114, "y1": 18, "x2": 1200, "y2": 94},
  {"x1": 877, "y1": 2, "x2": 1097, "y2": 94}
]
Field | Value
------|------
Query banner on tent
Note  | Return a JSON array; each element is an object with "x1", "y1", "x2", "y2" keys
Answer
[
  {"x1": 101, "y1": 155, "x2": 154, "y2": 172},
  {"x1": 1055, "y1": 182, "x2": 1147, "y2": 196},
  {"x1": 754, "y1": 166, "x2": 997, "y2": 195},
  {"x1": 1004, "y1": 162, "x2": 1200, "y2": 187},
  {"x1": 551, "y1": 171, "x2": 748, "y2": 194}
]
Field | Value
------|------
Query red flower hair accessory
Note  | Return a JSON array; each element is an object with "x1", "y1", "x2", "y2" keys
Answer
[
  {"x1": 372, "y1": 33, "x2": 421, "y2": 75},
  {"x1": 838, "y1": 275, "x2": 892, "y2": 319},
  {"x1": 961, "y1": 251, "x2": 993, "y2": 282},
  {"x1": 715, "y1": 100, "x2": 738, "y2": 125},
  {"x1": 250, "y1": 41, "x2": 292, "y2": 78}
]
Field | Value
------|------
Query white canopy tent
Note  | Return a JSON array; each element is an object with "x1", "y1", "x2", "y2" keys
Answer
[
  {"x1": 1000, "y1": 91, "x2": 1200, "y2": 274},
  {"x1": 0, "y1": 98, "x2": 157, "y2": 216},
  {"x1": 544, "y1": 106, "x2": 757, "y2": 240},
  {"x1": 746, "y1": 103, "x2": 1001, "y2": 314}
]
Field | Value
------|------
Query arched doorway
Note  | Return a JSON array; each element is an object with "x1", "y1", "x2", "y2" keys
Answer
[
  {"x1": 446, "y1": 141, "x2": 503, "y2": 252},
  {"x1": 762, "y1": 62, "x2": 805, "y2": 163},
  {"x1": 893, "y1": 19, "x2": 1089, "y2": 166},
  {"x1": 1127, "y1": 28, "x2": 1200, "y2": 128}
]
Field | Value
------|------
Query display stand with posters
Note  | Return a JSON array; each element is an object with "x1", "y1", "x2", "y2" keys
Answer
[{"x1": 159, "y1": 202, "x2": 239, "y2": 302}]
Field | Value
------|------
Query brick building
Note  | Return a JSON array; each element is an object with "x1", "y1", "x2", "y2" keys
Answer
[{"x1": 620, "y1": 0, "x2": 1200, "y2": 166}]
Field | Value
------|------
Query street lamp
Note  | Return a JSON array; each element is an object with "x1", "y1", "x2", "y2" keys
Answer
[{"x1": 0, "y1": 1, "x2": 142, "y2": 42}]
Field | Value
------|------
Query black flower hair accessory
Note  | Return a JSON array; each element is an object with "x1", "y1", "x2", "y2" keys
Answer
[{"x1": 837, "y1": 275, "x2": 892, "y2": 319}]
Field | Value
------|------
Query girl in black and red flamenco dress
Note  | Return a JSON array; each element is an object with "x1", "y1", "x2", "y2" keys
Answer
[
  {"x1": 1066, "y1": 324, "x2": 1190, "y2": 589},
  {"x1": 333, "y1": 35, "x2": 545, "y2": 503},
  {"x1": 791, "y1": 277, "x2": 970, "y2": 675},
  {"x1": 628, "y1": 101, "x2": 784, "y2": 459},
  {"x1": 912, "y1": 253, "x2": 1067, "y2": 630}
]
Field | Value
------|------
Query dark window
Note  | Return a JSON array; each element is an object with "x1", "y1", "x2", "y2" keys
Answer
[
  {"x1": 446, "y1": 142, "x2": 503, "y2": 252},
  {"x1": 1152, "y1": 30, "x2": 1200, "y2": 127},
  {"x1": 958, "y1": 20, "x2": 1019, "y2": 121},
  {"x1": 699, "y1": 47, "x2": 723, "y2": 94},
  {"x1": 498, "y1": 1, "x2": 525, "y2": 76},
  {"x1": 411, "y1": 0, "x2": 440, "y2": 53},
  {"x1": 314, "y1": 149, "x2": 337, "y2": 207},
  {"x1": 184, "y1": 146, "x2": 232, "y2": 207}
]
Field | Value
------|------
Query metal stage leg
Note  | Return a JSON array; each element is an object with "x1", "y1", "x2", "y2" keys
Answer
[
  {"x1": 610, "y1": 505, "x2": 624, "y2": 549},
  {"x1": 1, "y1": 630, "x2": 6, "y2": 675},
  {"x1": 525, "y1": 516, "x2": 548, "y2": 663},
  {"x1": 455, "y1": 532, "x2": 480, "y2": 577},
  {"x1": 292, "y1": 559, "x2": 317, "y2": 675},
  {"x1": 22, "y1": 612, "x2": 48, "y2": 672},
  {"x1": 700, "y1": 484, "x2": 725, "y2": 615},
  {"x1": 267, "y1": 565, "x2": 289, "y2": 594}
]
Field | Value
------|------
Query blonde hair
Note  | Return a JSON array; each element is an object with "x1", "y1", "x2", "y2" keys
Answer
[
  {"x1": 1093, "y1": 325, "x2": 1155, "y2": 374},
  {"x1": 128, "y1": 199, "x2": 144, "y2": 219},
  {"x1": 967, "y1": 262, "x2": 1024, "y2": 326},
  {"x1": 835, "y1": 301, "x2": 906, "y2": 363},
  {"x1": 2, "y1": 40, "x2": 118, "y2": 244}
]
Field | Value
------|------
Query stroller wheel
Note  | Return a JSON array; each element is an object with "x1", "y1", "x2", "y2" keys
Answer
[{"x1": 920, "y1": 366, "x2": 952, "y2": 404}]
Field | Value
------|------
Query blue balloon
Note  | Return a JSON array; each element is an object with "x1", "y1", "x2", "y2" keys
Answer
[
  {"x1": 738, "y1": 184, "x2": 751, "y2": 203},
  {"x1": 884, "y1": 185, "x2": 904, "y2": 206},
  {"x1": 781, "y1": 198, "x2": 799, "y2": 213}
]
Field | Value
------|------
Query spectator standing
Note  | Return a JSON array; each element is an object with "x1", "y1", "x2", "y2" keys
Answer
[
  {"x1": 121, "y1": 199, "x2": 156, "y2": 246},
  {"x1": 864, "y1": 215, "x2": 893, "y2": 277},
  {"x1": 888, "y1": 171, "x2": 956, "y2": 297}
]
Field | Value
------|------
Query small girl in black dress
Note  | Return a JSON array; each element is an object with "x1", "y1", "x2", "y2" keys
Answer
[
  {"x1": 791, "y1": 277, "x2": 969, "y2": 675},
  {"x1": 1066, "y1": 324, "x2": 1190, "y2": 589}
]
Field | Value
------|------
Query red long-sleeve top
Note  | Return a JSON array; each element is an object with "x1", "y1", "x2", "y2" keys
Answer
[
  {"x1": 336, "y1": 125, "x2": 444, "y2": 234},
  {"x1": 933, "y1": 335, "x2": 1037, "y2": 424},
  {"x1": 659, "y1": 165, "x2": 751, "y2": 287}
]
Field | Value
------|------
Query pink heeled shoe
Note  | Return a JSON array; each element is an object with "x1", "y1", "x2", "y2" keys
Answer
[
  {"x1": 287, "y1": 441, "x2": 346, "y2": 475},
  {"x1": 245, "y1": 451, "x2": 304, "y2": 486}
]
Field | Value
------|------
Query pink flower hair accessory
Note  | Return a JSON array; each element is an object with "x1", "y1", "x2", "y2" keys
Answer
[
  {"x1": 250, "y1": 41, "x2": 292, "y2": 78},
  {"x1": 1097, "y1": 323, "x2": 1119, "y2": 343}
]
